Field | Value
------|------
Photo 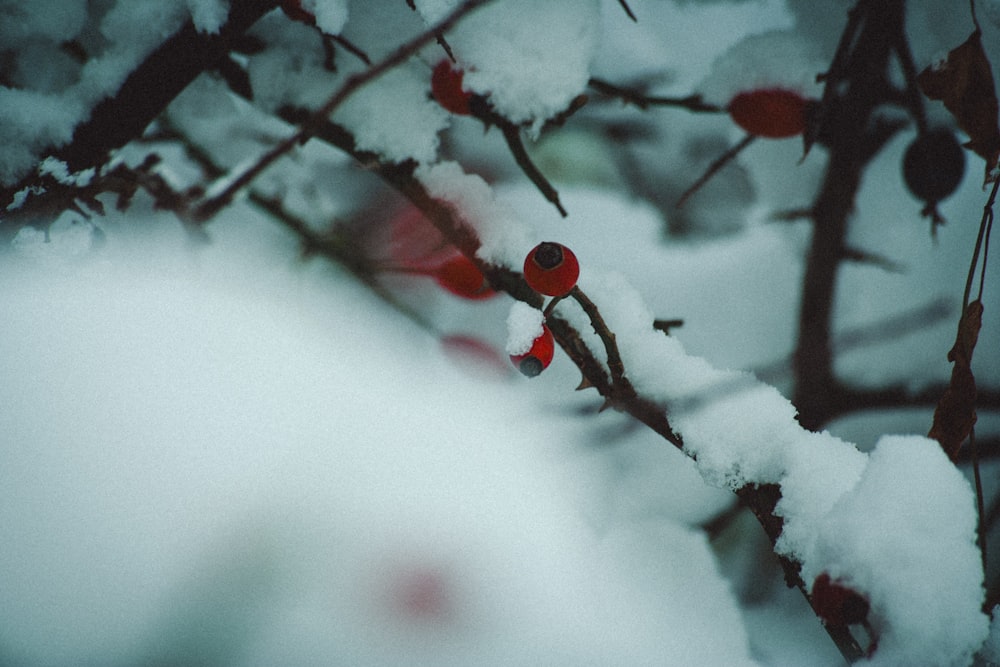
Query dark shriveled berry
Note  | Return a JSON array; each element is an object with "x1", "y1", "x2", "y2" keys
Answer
[
  {"x1": 902, "y1": 128, "x2": 966, "y2": 204},
  {"x1": 811, "y1": 573, "x2": 870, "y2": 627}
]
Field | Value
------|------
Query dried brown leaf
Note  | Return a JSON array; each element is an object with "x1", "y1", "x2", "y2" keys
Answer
[
  {"x1": 928, "y1": 300, "x2": 983, "y2": 458},
  {"x1": 917, "y1": 31, "x2": 1000, "y2": 183}
]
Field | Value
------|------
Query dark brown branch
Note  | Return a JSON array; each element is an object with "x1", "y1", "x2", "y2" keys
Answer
[
  {"x1": 34, "y1": 1, "x2": 278, "y2": 194},
  {"x1": 793, "y1": 0, "x2": 908, "y2": 431}
]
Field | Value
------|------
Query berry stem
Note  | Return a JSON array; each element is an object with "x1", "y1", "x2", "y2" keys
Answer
[
  {"x1": 568, "y1": 285, "x2": 626, "y2": 389},
  {"x1": 588, "y1": 78, "x2": 723, "y2": 113},
  {"x1": 498, "y1": 121, "x2": 568, "y2": 217}
]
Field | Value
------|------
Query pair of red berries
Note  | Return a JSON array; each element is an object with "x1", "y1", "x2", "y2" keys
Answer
[{"x1": 509, "y1": 242, "x2": 581, "y2": 377}]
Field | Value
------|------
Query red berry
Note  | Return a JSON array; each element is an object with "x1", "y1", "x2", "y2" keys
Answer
[
  {"x1": 433, "y1": 255, "x2": 496, "y2": 300},
  {"x1": 432, "y1": 60, "x2": 472, "y2": 116},
  {"x1": 385, "y1": 204, "x2": 452, "y2": 271},
  {"x1": 523, "y1": 242, "x2": 580, "y2": 297},
  {"x1": 728, "y1": 88, "x2": 808, "y2": 138},
  {"x1": 510, "y1": 324, "x2": 555, "y2": 377},
  {"x1": 280, "y1": 0, "x2": 316, "y2": 24},
  {"x1": 902, "y1": 127, "x2": 966, "y2": 203},
  {"x1": 811, "y1": 573, "x2": 869, "y2": 627}
]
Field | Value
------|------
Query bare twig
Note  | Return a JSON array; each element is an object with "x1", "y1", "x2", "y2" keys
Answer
[
  {"x1": 588, "y1": 78, "x2": 723, "y2": 113},
  {"x1": 498, "y1": 120, "x2": 568, "y2": 217},
  {"x1": 676, "y1": 134, "x2": 756, "y2": 208}
]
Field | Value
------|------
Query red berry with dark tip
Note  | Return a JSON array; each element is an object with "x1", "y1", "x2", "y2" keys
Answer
[
  {"x1": 431, "y1": 60, "x2": 472, "y2": 116},
  {"x1": 902, "y1": 127, "x2": 966, "y2": 204},
  {"x1": 811, "y1": 573, "x2": 869, "y2": 627},
  {"x1": 510, "y1": 324, "x2": 555, "y2": 377},
  {"x1": 728, "y1": 88, "x2": 808, "y2": 138},
  {"x1": 523, "y1": 242, "x2": 579, "y2": 297},
  {"x1": 434, "y1": 255, "x2": 496, "y2": 300}
]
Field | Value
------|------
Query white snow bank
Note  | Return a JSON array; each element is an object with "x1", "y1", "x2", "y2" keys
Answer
[{"x1": 0, "y1": 212, "x2": 758, "y2": 667}]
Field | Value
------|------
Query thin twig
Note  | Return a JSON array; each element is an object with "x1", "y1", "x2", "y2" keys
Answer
[
  {"x1": 676, "y1": 134, "x2": 756, "y2": 208},
  {"x1": 588, "y1": 78, "x2": 723, "y2": 113},
  {"x1": 568, "y1": 286, "x2": 626, "y2": 389}
]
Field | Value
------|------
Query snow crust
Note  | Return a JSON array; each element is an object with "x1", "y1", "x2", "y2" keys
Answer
[
  {"x1": 416, "y1": 0, "x2": 600, "y2": 135},
  {"x1": 416, "y1": 161, "x2": 534, "y2": 268},
  {"x1": 186, "y1": 0, "x2": 229, "y2": 33},
  {"x1": 335, "y1": 65, "x2": 450, "y2": 164},
  {"x1": 505, "y1": 300, "x2": 544, "y2": 355}
]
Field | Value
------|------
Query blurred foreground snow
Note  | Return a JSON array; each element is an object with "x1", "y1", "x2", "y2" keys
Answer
[{"x1": 0, "y1": 212, "x2": 760, "y2": 666}]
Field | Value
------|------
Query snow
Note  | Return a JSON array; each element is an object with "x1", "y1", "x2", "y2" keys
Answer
[
  {"x1": 0, "y1": 0, "x2": 88, "y2": 46},
  {"x1": 416, "y1": 161, "x2": 534, "y2": 267},
  {"x1": 0, "y1": 213, "x2": 759, "y2": 667},
  {"x1": 419, "y1": 0, "x2": 601, "y2": 135},
  {"x1": 3, "y1": 0, "x2": 1000, "y2": 664},
  {"x1": 810, "y1": 436, "x2": 988, "y2": 667},
  {"x1": 334, "y1": 65, "x2": 450, "y2": 165},
  {"x1": 505, "y1": 300, "x2": 544, "y2": 355},
  {"x1": 299, "y1": 0, "x2": 349, "y2": 35},
  {"x1": 38, "y1": 157, "x2": 94, "y2": 186},
  {"x1": 0, "y1": 88, "x2": 84, "y2": 185}
]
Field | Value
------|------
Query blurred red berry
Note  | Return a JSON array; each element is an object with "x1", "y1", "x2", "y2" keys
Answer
[
  {"x1": 510, "y1": 324, "x2": 555, "y2": 377},
  {"x1": 440, "y1": 335, "x2": 510, "y2": 377},
  {"x1": 390, "y1": 565, "x2": 450, "y2": 621},
  {"x1": 433, "y1": 255, "x2": 496, "y2": 300},
  {"x1": 523, "y1": 242, "x2": 580, "y2": 297},
  {"x1": 811, "y1": 573, "x2": 870, "y2": 627},
  {"x1": 432, "y1": 60, "x2": 473, "y2": 115},
  {"x1": 728, "y1": 88, "x2": 808, "y2": 138}
]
